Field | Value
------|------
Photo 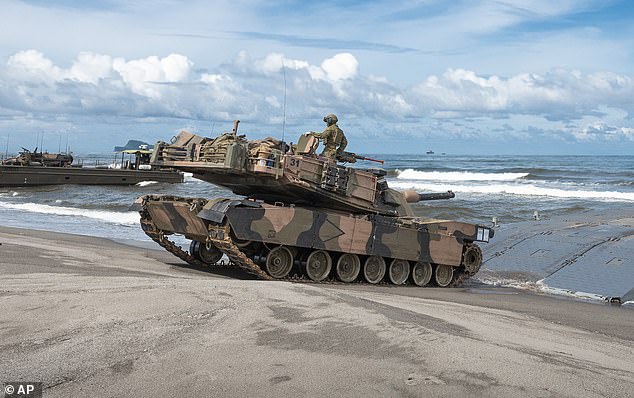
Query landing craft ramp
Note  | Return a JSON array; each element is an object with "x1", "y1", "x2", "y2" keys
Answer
[{"x1": 481, "y1": 211, "x2": 634, "y2": 304}]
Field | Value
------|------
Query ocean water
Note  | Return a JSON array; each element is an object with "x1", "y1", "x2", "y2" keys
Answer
[{"x1": 1, "y1": 154, "x2": 633, "y2": 298}]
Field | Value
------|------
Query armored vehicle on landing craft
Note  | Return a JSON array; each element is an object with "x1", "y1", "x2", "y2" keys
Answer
[
  {"x1": 2, "y1": 147, "x2": 73, "y2": 167},
  {"x1": 135, "y1": 120, "x2": 494, "y2": 287}
]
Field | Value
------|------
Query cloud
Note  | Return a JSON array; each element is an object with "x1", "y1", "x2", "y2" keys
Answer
[
  {"x1": 232, "y1": 31, "x2": 416, "y2": 53},
  {"x1": 409, "y1": 68, "x2": 634, "y2": 120},
  {"x1": 1, "y1": 48, "x2": 633, "y2": 148},
  {"x1": 253, "y1": 53, "x2": 309, "y2": 74},
  {"x1": 69, "y1": 52, "x2": 113, "y2": 84},
  {"x1": 113, "y1": 54, "x2": 192, "y2": 98},
  {"x1": 19, "y1": 0, "x2": 121, "y2": 12},
  {"x1": 573, "y1": 122, "x2": 634, "y2": 141},
  {"x1": 320, "y1": 53, "x2": 358, "y2": 81},
  {"x1": 7, "y1": 49, "x2": 63, "y2": 81}
]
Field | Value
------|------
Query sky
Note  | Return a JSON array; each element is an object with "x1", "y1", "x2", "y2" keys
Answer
[{"x1": 1, "y1": 0, "x2": 633, "y2": 155}]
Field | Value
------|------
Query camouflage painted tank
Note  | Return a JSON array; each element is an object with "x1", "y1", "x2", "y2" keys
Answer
[
  {"x1": 2, "y1": 147, "x2": 73, "y2": 167},
  {"x1": 135, "y1": 121, "x2": 494, "y2": 287}
]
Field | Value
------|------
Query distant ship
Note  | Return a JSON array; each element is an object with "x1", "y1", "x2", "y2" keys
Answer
[
  {"x1": 426, "y1": 150, "x2": 434, "y2": 155},
  {"x1": 1, "y1": 146, "x2": 183, "y2": 187}
]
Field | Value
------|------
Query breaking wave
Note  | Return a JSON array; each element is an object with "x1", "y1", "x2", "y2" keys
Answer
[
  {"x1": 388, "y1": 181, "x2": 634, "y2": 201},
  {"x1": 136, "y1": 181, "x2": 158, "y2": 187},
  {"x1": 0, "y1": 202, "x2": 140, "y2": 225},
  {"x1": 184, "y1": 172, "x2": 203, "y2": 183},
  {"x1": 396, "y1": 169, "x2": 529, "y2": 181}
]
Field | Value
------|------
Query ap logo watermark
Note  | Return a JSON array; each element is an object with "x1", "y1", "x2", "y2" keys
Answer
[{"x1": 3, "y1": 382, "x2": 42, "y2": 398}]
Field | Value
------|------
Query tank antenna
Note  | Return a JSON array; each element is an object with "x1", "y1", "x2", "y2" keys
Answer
[
  {"x1": 281, "y1": 59, "x2": 287, "y2": 151},
  {"x1": 4, "y1": 131, "x2": 9, "y2": 159}
]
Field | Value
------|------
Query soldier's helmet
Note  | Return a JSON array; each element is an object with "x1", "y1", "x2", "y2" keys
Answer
[{"x1": 323, "y1": 114, "x2": 338, "y2": 125}]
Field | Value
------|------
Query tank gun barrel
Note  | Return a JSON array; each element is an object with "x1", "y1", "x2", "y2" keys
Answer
[
  {"x1": 337, "y1": 151, "x2": 384, "y2": 164},
  {"x1": 404, "y1": 190, "x2": 455, "y2": 203}
]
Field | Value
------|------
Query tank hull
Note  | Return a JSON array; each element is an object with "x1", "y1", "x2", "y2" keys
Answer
[{"x1": 138, "y1": 195, "x2": 492, "y2": 286}]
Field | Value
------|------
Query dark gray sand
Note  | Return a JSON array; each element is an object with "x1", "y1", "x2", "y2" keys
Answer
[{"x1": 1, "y1": 227, "x2": 633, "y2": 397}]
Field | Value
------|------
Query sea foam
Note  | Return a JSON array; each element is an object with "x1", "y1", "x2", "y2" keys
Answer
[
  {"x1": 477, "y1": 276, "x2": 609, "y2": 303},
  {"x1": 396, "y1": 169, "x2": 528, "y2": 181},
  {"x1": 136, "y1": 181, "x2": 158, "y2": 187},
  {"x1": 388, "y1": 181, "x2": 634, "y2": 201},
  {"x1": 184, "y1": 172, "x2": 203, "y2": 183},
  {"x1": 0, "y1": 202, "x2": 140, "y2": 225}
]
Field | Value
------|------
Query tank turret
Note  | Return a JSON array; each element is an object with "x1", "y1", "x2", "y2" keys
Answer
[
  {"x1": 136, "y1": 121, "x2": 493, "y2": 288},
  {"x1": 150, "y1": 126, "x2": 455, "y2": 217}
]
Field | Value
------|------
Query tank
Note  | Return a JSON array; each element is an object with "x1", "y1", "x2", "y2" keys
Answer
[
  {"x1": 2, "y1": 147, "x2": 73, "y2": 167},
  {"x1": 134, "y1": 120, "x2": 494, "y2": 287}
]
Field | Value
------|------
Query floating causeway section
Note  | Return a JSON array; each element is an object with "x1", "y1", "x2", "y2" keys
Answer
[{"x1": 482, "y1": 211, "x2": 634, "y2": 303}]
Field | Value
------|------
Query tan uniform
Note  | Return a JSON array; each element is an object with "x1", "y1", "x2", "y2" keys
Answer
[{"x1": 312, "y1": 124, "x2": 347, "y2": 158}]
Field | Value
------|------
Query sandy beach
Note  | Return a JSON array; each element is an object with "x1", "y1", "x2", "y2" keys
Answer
[{"x1": 1, "y1": 226, "x2": 633, "y2": 397}]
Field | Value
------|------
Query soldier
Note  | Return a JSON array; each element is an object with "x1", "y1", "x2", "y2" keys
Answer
[
  {"x1": 309, "y1": 114, "x2": 348, "y2": 159},
  {"x1": 19, "y1": 151, "x2": 31, "y2": 166}
]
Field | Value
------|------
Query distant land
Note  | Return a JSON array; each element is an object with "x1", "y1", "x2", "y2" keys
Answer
[{"x1": 113, "y1": 140, "x2": 154, "y2": 152}]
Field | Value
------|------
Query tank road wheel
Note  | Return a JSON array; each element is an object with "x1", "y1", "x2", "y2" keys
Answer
[
  {"x1": 462, "y1": 244, "x2": 483, "y2": 275},
  {"x1": 434, "y1": 264, "x2": 454, "y2": 287},
  {"x1": 388, "y1": 259, "x2": 410, "y2": 285},
  {"x1": 336, "y1": 253, "x2": 361, "y2": 283},
  {"x1": 198, "y1": 241, "x2": 223, "y2": 264},
  {"x1": 411, "y1": 262, "x2": 433, "y2": 287},
  {"x1": 189, "y1": 240, "x2": 201, "y2": 260},
  {"x1": 305, "y1": 250, "x2": 332, "y2": 281},
  {"x1": 266, "y1": 246, "x2": 294, "y2": 279},
  {"x1": 363, "y1": 255, "x2": 386, "y2": 284}
]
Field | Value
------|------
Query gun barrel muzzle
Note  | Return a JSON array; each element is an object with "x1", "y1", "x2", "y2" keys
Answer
[{"x1": 404, "y1": 190, "x2": 455, "y2": 203}]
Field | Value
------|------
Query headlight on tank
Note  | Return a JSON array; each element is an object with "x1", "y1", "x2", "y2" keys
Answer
[{"x1": 476, "y1": 227, "x2": 492, "y2": 242}]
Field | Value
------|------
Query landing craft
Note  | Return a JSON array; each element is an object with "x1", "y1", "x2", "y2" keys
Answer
[
  {"x1": 0, "y1": 145, "x2": 183, "y2": 186},
  {"x1": 135, "y1": 121, "x2": 493, "y2": 286}
]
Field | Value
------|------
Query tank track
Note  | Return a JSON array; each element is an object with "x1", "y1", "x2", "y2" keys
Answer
[
  {"x1": 140, "y1": 210, "x2": 272, "y2": 280},
  {"x1": 207, "y1": 223, "x2": 273, "y2": 280},
  {"x1": 139, "y1": 200, "x2": 472, "y2": 287}
]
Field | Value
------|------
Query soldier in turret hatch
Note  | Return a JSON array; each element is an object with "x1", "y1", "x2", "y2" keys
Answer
[{"x1": 309, "y1": 113, "x2": 348, "y2": 159}]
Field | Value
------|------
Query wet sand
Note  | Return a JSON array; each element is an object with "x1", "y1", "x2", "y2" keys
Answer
[{"x1": 1, "y1": 227, "x2": 633, "y2": 397}]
